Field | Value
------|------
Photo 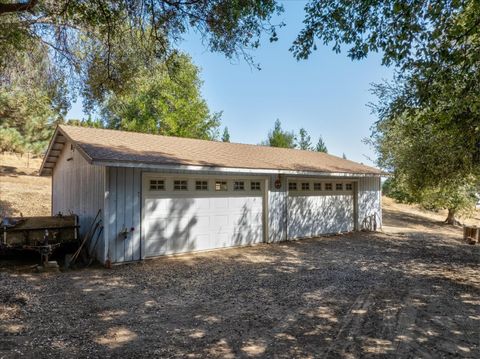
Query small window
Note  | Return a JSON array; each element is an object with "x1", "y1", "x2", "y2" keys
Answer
[
  {"x1": 215, "y1": 181, "x2": 228, "y2": 191},
  {"x1": 234, "y1": 181, "x2": 245, "y2": 191},
  {"x1": 301, "y1": 182, "x2": 310, "y2": 190},
  {"x1": 150, "y1": 179, "x2": 165, "y2": 191},
  {"x1": 325, "y1": 183, "x2": 333, "y2": 191},
  {"x1": 288, "y1": 182, "x2": 297, "y2": 191},
  {"x1": 346, "y1": 183, "x2": 353, "y2": 190},
  {"x1": 196, "y1": 180, "x2": 208, "y2": 191},
  {"x1": 251, "y1": 181, "x2": 261, "y2": 191},
  {"x1": 314, "y1": 183, "x2": 322, "y2": 191},
  {"x1": 174, "y1": 180, "x2": 188, "y2": 190},
  {"x1": 336, "y1": 183, "x2": 343, "y2": 191}
]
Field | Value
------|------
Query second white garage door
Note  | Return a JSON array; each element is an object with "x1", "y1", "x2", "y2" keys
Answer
[
  {"x1": 287, "y1": 179, "x2": 355, "y2": 239},
  {"x1": 142, "y1": 174, "x2": 265, "y2": 257}
]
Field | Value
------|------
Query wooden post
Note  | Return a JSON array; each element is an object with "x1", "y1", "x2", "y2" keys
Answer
[{"x1": 464, "y1": 225, "x2": 479, "y2": 244}]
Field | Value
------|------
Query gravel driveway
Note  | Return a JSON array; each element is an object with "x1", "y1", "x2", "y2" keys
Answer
[{"x1": 1, "y1": 208, "x2": 479, "y2": 358}]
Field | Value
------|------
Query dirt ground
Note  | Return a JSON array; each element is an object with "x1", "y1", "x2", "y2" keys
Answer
[
  {"x1": 0, "y1": 153, "x2": 51, "y2": 217},
  {"x1": 1, "y1": 202, "x2": 479, "y2": 358}
]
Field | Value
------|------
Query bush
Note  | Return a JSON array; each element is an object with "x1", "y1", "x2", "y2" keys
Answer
[{"x1": 0, "y1": 127, "x2": 25, "y2": 153}]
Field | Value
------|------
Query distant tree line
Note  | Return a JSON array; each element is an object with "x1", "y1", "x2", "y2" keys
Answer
[{"x1": 261, "y1": 119, "x2": 328, "y2": 153}]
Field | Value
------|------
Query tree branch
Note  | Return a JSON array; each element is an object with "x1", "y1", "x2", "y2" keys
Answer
[{"x1": 0, "y1": 0, "x2": 38, "y2": 15}]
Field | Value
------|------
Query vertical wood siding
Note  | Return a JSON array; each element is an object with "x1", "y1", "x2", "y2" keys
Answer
[
  {"x1": 104, "y1": 165, "x2": 382, "y2": 263},
  {"x1": 105, "y1": 167, "x2": 142, "y2": 263},
  {"x1": 52, "y1": 141, "x2": 105, "y2": 261},
  {"x1": 358, "y1": 176, "x2": 382, "y2": 229},
  {"x1": 268, "y1": 174, "x2": 287, "y2": 243}
]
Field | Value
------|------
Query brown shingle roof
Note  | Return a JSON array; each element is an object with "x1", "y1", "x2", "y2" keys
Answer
[{"x1": 41, "y1": 125, "x2": 381, "y2": 175}]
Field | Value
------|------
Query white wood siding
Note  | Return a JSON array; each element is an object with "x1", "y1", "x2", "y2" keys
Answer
[
  {"x1": 52, "y1": 141, "x2": 105, "y2": 260},
  {"x1": 267, "y1": 174, "x2": 287, "y2": 243},
  {"x1": 358, "y1": 176, "x2": 382, "y2": 230}
]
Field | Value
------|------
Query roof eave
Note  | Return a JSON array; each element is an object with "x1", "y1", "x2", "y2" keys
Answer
[
  {"x1": 39, "y1": 125, "x2": 94, "y2": 176},
  {"x1": 92, "y1": 159, "x2": 382, "y2": 177}
]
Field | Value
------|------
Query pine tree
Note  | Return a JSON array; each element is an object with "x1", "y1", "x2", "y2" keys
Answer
[
  {"x1": 221, "y1": 127, "x2": 230, "y2": 142},
  {"x1": 315, "y1": 137, "x2": 328, "y2": 153},
  {"x1": 298, "y1": 128, "x2": 312, "y2": 150},
  {"x1": 262, "y1": 119, "x2": 296, "y2": 148}
]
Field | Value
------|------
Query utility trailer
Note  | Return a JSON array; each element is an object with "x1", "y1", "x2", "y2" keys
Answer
[{"x1": 0, "y1": 215, "x2": 79, "y2": 265}]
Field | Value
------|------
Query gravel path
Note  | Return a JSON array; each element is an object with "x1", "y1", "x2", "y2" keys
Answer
[{"x1": 1, "y1": 209, "x2": 479, "y2": 358}]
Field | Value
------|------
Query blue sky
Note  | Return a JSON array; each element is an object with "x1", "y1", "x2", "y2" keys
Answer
[{"x1": 68, "y1": 1, "x2": 393, "y2": 166}]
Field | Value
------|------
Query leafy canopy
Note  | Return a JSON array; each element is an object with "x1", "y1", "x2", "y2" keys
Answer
[
  {"x1": 1, "y1": 0, "x2": 283, "y2": 110},
  {"x1": 294, "y1": 0, "x2": 480, "y2": 220},
  {"x1": 370, "y1": 62, "x2": 480, "y2": 220},
  {"x1": 0, "y1": 43, "x2": 68, "y2": 154},
  {"x1": 291, "y1": 0, "x2": 480, "y2": 71},
  {"x1": 103, "y1": 52, "x2": 221, "y2": 140}
]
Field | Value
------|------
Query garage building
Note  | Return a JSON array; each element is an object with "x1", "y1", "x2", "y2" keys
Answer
[{"x1": 40, "y1": 125, "x2": 382, "y2": 264}]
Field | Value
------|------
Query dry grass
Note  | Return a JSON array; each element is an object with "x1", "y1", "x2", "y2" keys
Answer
[
  {"x1": 0, "y1": 153, "x2": 51, "y2": 216},
  {"x1": 382, "y1": 196, "x2": 480, "y2": 228}
]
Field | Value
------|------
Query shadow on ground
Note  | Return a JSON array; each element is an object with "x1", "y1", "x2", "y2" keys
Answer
[{"x1": 1, "y1": 215, "x2": 479, "y2": 358}]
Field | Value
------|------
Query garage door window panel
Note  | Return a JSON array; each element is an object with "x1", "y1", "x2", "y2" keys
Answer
[
  {"x1": 196, "y1": 180, "x2": 208, "y2": 191},
  {"x1": 301, "y1": 182, "x2": 310, "y2": 191},
  {"x1": 215, "y1": 181, "x2": 228, "y2": 191},
  {"x1": 336, "y1": 183, "x2": 343, "y2": 191},
  {"x1": 325, "y1": 183, "x2": 333, "y2": 191},
  {"x1": 251, "y1": 181, "x2": 261, "y2": 191},
  {"x1": 314, "y1": 183, "x2": 322, "y2": 191},
  {"x1": 234, "y1": 181, "x2": 245, "y2": 191},
  {"x1": 288, "y1": 182, "x2": 297, "y2": 191},
  {"x1": 150, "y1": 179, "x2": 165, "y2": 191},
  {"x1": 174, "y1": 180, "x2": 188, "y2": 190}
]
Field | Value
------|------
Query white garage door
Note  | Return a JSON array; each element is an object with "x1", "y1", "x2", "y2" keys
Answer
[
  {"x1": 287, "y1": 179, "x2": 354, "y2": 239},
  {"x1": 142, "y1": 174, "x2": 265, "y2": 257}
]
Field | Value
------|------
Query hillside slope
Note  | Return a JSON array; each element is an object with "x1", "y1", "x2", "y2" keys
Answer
[{"x1": 0, "y1": 153, "x2": 51, "y2": 216}]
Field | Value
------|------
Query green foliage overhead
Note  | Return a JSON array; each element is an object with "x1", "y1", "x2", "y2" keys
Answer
[
  {"x1": 293, "y1": 0, "x2": 480, "y2": 222},
  {"x1": 262, "y1": 119, "x2": 296, "y2": 148},
  {"x1": 103, "y1": 53, "x2": 221, "y2": 140},
  {"x1": 0, "y1": 1, "x2": 283, "y2": 109},
  {"x1": 0, "y1": 44, "x2": 68, "y2": 154},
  {"x1": 291, "y1": 0, "x2": 480, "y2": 71}
]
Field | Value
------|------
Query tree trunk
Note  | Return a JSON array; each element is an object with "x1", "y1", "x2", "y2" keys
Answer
[{"x1": 445, "y1": 208, "x2": 456, "y2": 225}]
